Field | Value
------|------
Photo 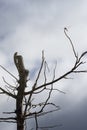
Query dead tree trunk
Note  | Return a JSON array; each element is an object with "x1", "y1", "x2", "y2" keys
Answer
[
  {"x1": 16, "y1": 80, "x2": 25, "y2": 130},
  {"x1": 14, "y1": 52, "x2": 29, "y2": 130},
  {"x1": 0, "y1": 29, "x2": 87, "y2": 130}
]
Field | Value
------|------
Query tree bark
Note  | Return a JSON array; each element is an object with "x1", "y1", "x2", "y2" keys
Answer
[
  {"x1": 16, "y1": 80, "x2": 25, "y2": 130},
  {"x1": 14, "y1": 53, "x2": 29, "y2": 130}
]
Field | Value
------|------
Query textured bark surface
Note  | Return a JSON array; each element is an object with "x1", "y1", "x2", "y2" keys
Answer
[{"x1": 14, "y1": 53, "x2": 28, "y2": 130}]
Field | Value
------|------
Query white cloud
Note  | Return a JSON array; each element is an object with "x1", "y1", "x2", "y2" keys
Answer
[{"x1": 0, "y1": 0, "x2": 87, "y2": 129}]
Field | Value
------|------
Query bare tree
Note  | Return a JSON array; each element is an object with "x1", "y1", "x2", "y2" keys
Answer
[{"x1": 0, "y1": 28, "x2": 87, "y2": 130}]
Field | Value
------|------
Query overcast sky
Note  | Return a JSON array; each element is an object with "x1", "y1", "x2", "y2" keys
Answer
[{"x1": 0, "y1": 0, "x2": 87, "y2": 130}]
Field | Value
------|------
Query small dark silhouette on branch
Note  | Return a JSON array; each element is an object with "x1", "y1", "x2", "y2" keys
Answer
[{"x1": 0, "y1": 28, "x2": 87, "y2": 130}]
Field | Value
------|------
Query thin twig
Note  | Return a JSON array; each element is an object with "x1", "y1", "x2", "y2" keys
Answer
[
  {"x1": 0, "y1": 65, "x2": 18, "y2": 81},
  {"x1": 64, "y1": 27, "x2": 77, "y2": 59},
  {"x1": 2, "y1": 77, "x2": 16, "y2": 89},
  {"x1": 35, "y1": 113, "x2": 38, "y2": 130},
  {"x1": 0, "y1": 87, "x2": 16, "y2": 99},
  {"x1": 24, "y1": 51, "x2": 45, "y2": 116},
  {"x1": 39, "y1": 124, "x2": 62, "y2": 129}
]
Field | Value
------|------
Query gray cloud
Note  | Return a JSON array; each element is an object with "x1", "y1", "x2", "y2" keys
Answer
[
  {"x1": 54, "y1": 98, "x2": 87, "y2": 130},
  {"x1": 0, "y1": 0, "x2": 87, "y2": 130}
]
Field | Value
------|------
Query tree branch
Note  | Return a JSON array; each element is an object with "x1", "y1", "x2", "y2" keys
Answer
[
  {"x1": 0, "y1": 87, "x2": 16, "y2": 99},
  {"x1": 0, "y1": 65, "x2": 18, "y2": 81}
]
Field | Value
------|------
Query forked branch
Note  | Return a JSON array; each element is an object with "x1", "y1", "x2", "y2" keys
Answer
[{"x1": 0, "y1": 28, "x2": 87, "y2": 130}]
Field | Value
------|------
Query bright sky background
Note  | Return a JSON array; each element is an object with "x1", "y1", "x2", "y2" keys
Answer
[{"x1": 0, "y1": 0, "x2": 87, "y2": 130}]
